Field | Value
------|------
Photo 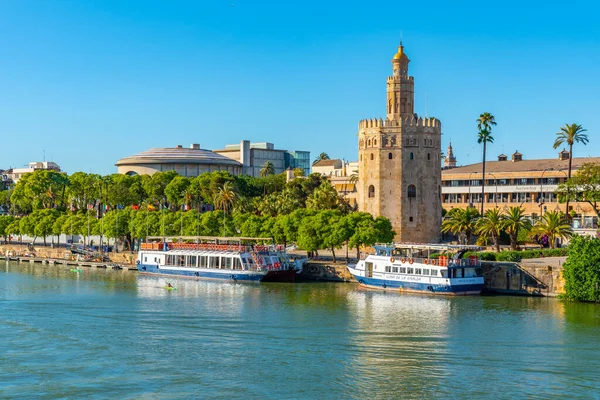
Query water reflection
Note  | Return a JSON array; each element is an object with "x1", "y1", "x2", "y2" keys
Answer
[{"x1": 344, "y1": 290, "x2": 452, "y2": 398}]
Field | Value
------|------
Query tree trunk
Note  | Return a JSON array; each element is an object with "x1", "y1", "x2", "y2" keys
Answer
[
  {"x1": 565, "y1": 143, "x2": 573, "y2": 216},
  {"x1": 331, "y1": 247, "x2": 336, "y2": 263},
  {"x1": 494, "y1": 233, "x2": 500, "y2": 252},
  {"x1": 43, "y1": 235, "x2": 47, "y2": 246},
  {"x1": 510, "y1": 232, "x2": 517, "y2": 251},
  {"x1": 356, "y1": 245, "x2": 360, "y2": 260},
  {"x1": 481, "y1": 142, "x2": 486, "y2": 215}
]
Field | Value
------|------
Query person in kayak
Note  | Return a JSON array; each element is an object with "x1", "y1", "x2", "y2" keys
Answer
[{"x1": 167, "y1": 283, "x2": 173, "y2": 288}]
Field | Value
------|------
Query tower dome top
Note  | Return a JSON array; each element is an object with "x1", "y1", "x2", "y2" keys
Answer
[{"x1": 392, "y1": 44, "x2": 408, "y2": 60}]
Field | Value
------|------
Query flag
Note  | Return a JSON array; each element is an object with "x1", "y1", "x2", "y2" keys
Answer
[
  {"x1": 132, "y1": 204, "x2": 140, "y2": 210},
  {"x1": 104, "y1": 204, "x2": 109, "y2": 211},
  {"x1": 148, "y1": 204, "x2": 156, "y2": 211},
  {"x1": 87, "y1": 204, "x2": 94, "y2": 210},
  {"x1": 117, "y1": 204, "x2": 124, "y2": 210}
]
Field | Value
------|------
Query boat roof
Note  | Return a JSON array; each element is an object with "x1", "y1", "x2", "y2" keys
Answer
[
  {"x1": 374, "y1": 243, "x2": 483, "y2": 251},
  {"x1": 146, "y1": 236, "x2": 273, "y2": 242}
]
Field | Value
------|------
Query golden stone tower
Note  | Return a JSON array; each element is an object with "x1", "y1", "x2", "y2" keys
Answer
[{"x1": 357, "y1": 44, "x2": 442, "y2": 243}]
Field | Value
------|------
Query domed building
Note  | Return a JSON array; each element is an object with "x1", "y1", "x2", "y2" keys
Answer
[{"x1": 116, "y1": 144, "x2": 243, "y2": 177}]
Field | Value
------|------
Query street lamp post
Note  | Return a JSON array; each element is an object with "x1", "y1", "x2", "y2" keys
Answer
[{"x1": 486, "y1": 172, "x2": 499, "y2": 209}]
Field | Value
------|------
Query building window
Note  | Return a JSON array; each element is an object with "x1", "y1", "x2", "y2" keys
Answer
[
  {"x1": 368, "y1": 139, "x2": 371, "y2": 146},
  {"x1": 368, "y1": 185, "x2": 375, "y2": 198},
  {"x1": 427, "y1": 153, "x2": 431, "y2": 160},
  {"x1": 370, "y1": 153, "x2": 374, "y2": 160},
  {"x1": 409, "y1": 152, "x2": 414, "y2": 160},
  {"x1": 360, "y1": 155, "x2": 362, "y2": 161},
  {"x1": 373, "y1": 139, "x2": 377, "y2": 146},
  {"x1": 409, "y1": 216, "x2": 413, "y2": 222},
  {"x1": 388, "y1": 153, "x2": 393, "y2": 160},
  {"x1": 408, "y1": 184, "x2": 416, "y2": 198}
]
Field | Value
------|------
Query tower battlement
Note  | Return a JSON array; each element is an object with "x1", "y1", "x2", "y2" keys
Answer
[
  {"x1": 386, "y1": 76, "x2": 414, "y2": 82},
  {"x1": 359, "y1": 116, "x2": 441, "y2": 130}
]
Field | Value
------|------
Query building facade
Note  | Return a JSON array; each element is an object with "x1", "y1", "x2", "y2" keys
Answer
[
  {"x1": 116, "y1": 144, "x2": 243, "y2": 177},
  {"x1": 313, "y1": 159, "x2": 359, "y2": 208},
  {"x1": 357, "y1": 44, "x2": 442, "y2": 242},
  {"x1": 9, "y1": 161, "x2": 61, "y2": 182},
  {"x1": 214, "y1": 140, "x2": 310, "y2": 177},
  {"x1": 441, "y1": 150, "x2": 600, "y2": 230}
]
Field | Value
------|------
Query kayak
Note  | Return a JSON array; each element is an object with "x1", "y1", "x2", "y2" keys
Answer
[
  {"x1": 71, "y1": 268, "x2": 83, "y2": 272},
  {"x1": 163, "y1": 286, "x2": 177, "y2": 291}
]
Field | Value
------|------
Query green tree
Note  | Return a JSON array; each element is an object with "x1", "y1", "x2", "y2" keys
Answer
[
  {"x1": 532, "y1": 211, "x2": 572, "y2": 249},
  {"x1": 346, "y1": 212, "x2": 395, "y2": 259},
  {"x1": 557, "y1": 162, "x2": 600, "y2": 217},
  {"x1": 164, "y1": 176, "x2": 191, "y2": 209},
  {"x1": 293, "y1": 168, "x2": 305, "y2": 177},
  {"x1": 0, "y1": 215, "x2": 15, "y2": 241},
  {"x1": 306, "y1": 181, "x2": 346, "y2": 211},
  {"x1": 213, "y1": 181, "x2": 239, "y2": 216},
  {"x1": 259, "y1": 161, "x2": 275, "y2": 177},
  {"x1": 562, "y1": 235, "x2": 600, "y2": 302},
  {"x1": 553, "y1": 123, "x2": 589, "y2": 215},
  {"x1": 476, "y1": 112, "x2": 496, "y2": 215},
  {"x1": 475, "y1": 208, "x2": 505, "y2": 252},
  {"x1": 502, "y1": 206, "x2": 532, "y2": 250},
  {"x1": 313, "y1": 152, "x2": 330, "y2": 166},
  {"x1": 441, "y1": 207, "x2": 480, "y2": 244}
]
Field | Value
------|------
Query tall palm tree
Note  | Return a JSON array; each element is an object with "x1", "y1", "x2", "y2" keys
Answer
[
  {"x1": 213, "y1": 182, "x2": 238, "y2": 215},
  {"x1": 476, "y1": 112, "x2": 497, "y2": 215},
  {"x1": 259, "y1": 161, "x2": 275, "y2": 177},
  {"x1": 441, "y1": 207, "x2": 480, "y2": 244},
  {"x1": 312, "y1": 152, "x2": 330, "y2": 166},
  {"x1": 553, "y1": 123, "x2": 588, "y2": 215},
  {"x1": 532, "y1": 210, "x2": 573, "y2": 249},
  {"x1": 502, "y1": 206, "x2": 531, "y2": 251},
  {"x1": 476, "y1": 208, "x2": 505, "y2": 252}
]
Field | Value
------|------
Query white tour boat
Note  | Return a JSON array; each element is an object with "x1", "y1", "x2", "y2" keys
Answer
[{"x1": 347, "y1": 243, "x2": 485, "y2": 295}]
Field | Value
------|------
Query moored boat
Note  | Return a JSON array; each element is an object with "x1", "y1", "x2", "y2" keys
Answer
[
  {"x1": 137, "y1": 236, "x2": 298, "y2": 283},
  {"x1": 347, "y1": 243, "x2": 484, "y2": 295}
]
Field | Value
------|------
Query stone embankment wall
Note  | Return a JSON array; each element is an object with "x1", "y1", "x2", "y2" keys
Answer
[
  {"x1": 300, "y1": 261, "x2": 353, "y2": 282},
  {"x1": 482, "y1": 260, "x2": 565, "y2": 297},
  {"x1": 1, "y1": 244, "x2": 136, "y2": 265}
]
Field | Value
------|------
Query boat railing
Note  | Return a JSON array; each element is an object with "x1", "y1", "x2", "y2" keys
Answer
[
  {"x1": 140, "y1": 242, "x2": 286, "y2": 253},
  {"x1": 369, "y1": 254, "x2": 480, "y2": 268}
]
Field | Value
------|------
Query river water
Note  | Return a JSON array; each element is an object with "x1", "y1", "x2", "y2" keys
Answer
[{"x1": 1, "y1": 262, "x2": 599, "y2": 399}]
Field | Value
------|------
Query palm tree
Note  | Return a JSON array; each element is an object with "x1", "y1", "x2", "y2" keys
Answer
[
  {"x1": 553, "y1": 123, "x2": 588, "y2": 215},
  {"x1": 502, "y1": 206, "x2": 532, "y2": 251},
  {"x1": 259, "y1": 161, "x2": 275, "y2": 177},
  {"x1": 441, "y1": 207, "x2": 480, "y2": 244},
  {"x1": 532, "y1": 211, "x2": 572, "y2": 249},
  {"x1": 312, "y1": 152, "x2": 330, "y2": 166},
  {"x1": 213, "y1": 182, "x2": 238, "y2": 215},
  {"x1": 476, "y1": 208, "x2": 505, "y2": 252},
  {"x1": 476, "y1": 112, "x2": 497, "y2": 215}
]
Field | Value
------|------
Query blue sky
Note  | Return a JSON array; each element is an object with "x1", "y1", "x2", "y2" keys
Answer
[{"x1": 0, "y1": 0, "x2": 598, "y2": 174}]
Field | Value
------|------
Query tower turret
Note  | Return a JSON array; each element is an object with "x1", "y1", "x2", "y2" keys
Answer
[
  {"x1": 444, "y1": 142, "x2": 457, "y2": 168},
  {"x1": 387, "y1": 44, "x2": 414, "y2": 121}
]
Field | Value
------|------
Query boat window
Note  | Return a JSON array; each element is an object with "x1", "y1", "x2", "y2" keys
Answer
[
  {"x1": 177, "y1": 256, "x2": 185, "y2": 267},
  {"x1": 166, "y1": 255, "x2": 174, "y2": 265},
  {"x1": 440, "y1": 270, "x2": 447, "y2": 278},
  {"x1": 400, "y1": 267, "x2": 406, "y2": 273},
  {"x1": 187, "y1": 255, "x2": 197, "y2": 267},
  {"x1": 154, "y1": 257, "x2": 158, "y2": 263},
  {"x1": 407, "y1": 267, "x2": 414, "y2": 274},
  {"x1": 200, "y1": 256, "x2": 208, "y2": 268},
  {"x1": 222, "y1": 257, "x2": 232, "y2": 269},
  {"x1": 423, "y1": 268, "x2": 429, "y2": 275},
  {"x1": 385, "y1": 265, "x2": 391, "y2": 272},
  {"x1": 430, "y1": 269, "x2": 438, "y2": 276},
  {"x1": 144, "y1": 257, "x2": 147, "y2": 262},
  {"x1": 392, "y1": 266, "x2": 398, "y2": 273},
  {"x1": 209, "y1": 256, "x2": 219, "y2": 268},
  {"x1": 234, "y1": 258, "x2": 242, "y2": 270},
  {"x1": 415, "y1": 268, "x2": 422, "y2": 275}
]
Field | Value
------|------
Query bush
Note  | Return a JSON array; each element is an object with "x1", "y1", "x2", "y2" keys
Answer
[
  {"x1": 562, "y1": 235, "x2": 600, "y2": 302},
  {"x1": 496, "y1": 251, "x2": 522, "y2": 262}
]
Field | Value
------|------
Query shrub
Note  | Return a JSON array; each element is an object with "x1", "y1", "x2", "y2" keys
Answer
[
  {"x1": 496, "y1": 251, "x2": 522, "y2": 262},
  {"x1": 562, "y1": 235, "x2": 600, "y2": 302}
]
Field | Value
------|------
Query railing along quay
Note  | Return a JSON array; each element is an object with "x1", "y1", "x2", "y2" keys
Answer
[{"x1": 0, "y1": 254, "x2": 135, "y2": 271}]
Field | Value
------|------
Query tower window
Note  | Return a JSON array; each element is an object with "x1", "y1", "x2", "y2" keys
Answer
[
  {"x1": 360, "y1": 155, "x2": 362, "y2": 161},
  {"x1": 408, "y1": 184, "x2": 416, "y2": 198},
  {"x1": 427, "y1": 153, "x2": 431, "y2": 160},
  {"x1": 370, "y1": 153, "x2": 374, "y2": 160},
  {"x1": 374, "y1": 139, "x2": 377, "y2": 146},
  {"x1": 409, "y1": 152, "x2": 414, "y2": 160},
  {"x1": 388, "y1": 153, "x2": 393, "y2": 160},
  {"x1": 368, "y1": 139, "x2": 371, "y2": 146},
  {"x1": 368, "y1": 185, "x2": 375, "y2": 198}
]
